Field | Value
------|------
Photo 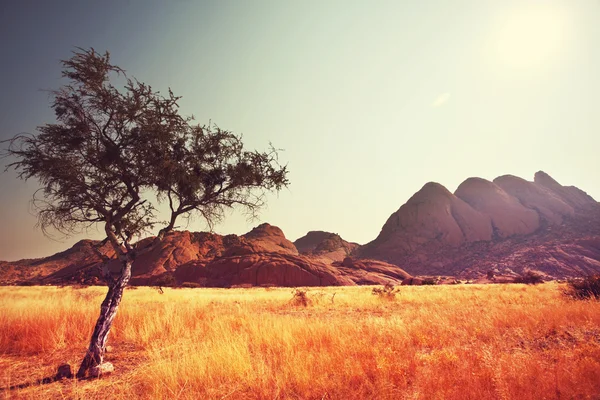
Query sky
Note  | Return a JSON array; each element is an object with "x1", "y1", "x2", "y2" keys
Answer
[{"x1": 1, "y1": 0, "x2": 599, "y2": 261}]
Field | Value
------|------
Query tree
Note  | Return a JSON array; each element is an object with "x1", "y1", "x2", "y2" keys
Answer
[{"x1": 2, "y1": 48, "x2": 289, "y2": 378}]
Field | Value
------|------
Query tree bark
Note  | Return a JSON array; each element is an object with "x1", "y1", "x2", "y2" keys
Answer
[{"x1": 76, "y1": 259, "x2": 132, "y2": 379}]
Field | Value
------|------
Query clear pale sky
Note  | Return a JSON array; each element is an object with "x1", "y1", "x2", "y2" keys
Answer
[{"x1": 1, "y1": 0, "x2": 599, "y2": 261}]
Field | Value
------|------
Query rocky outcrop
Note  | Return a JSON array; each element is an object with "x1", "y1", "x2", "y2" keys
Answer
[
  {"x1": 242, "y1": 223, "x2": 298, "y2": 255},
  {"x1": 361, "y1": 182, "x2": 493, "y2": 262},
  {"x1": 294, "y1": 231, "x2": 358, "y2": 262},
  {"x1": 109, "y1": 224, "x2": 299, "y2": 281},
  {"x1": 454, "y1": 177, "x2": 540, "y2": 238},
  {"x1": 0, "y1": 223, "x2": 411, "y2": 287},
  {"x1": 359, "y1": 171, "x2": 600, "y2": 279},
  {"x1": 493, "y1": 174, "x2": 574, "y2": 224},
  {"x1": 171, "y1": 254, "x2": 410, "y2": 287},
  {"x1": 534, "y1": 171, "x2": 596, "y2": 209},
  {"x1": 174, "y1": 253, "x2": 353, "y2": 287},
  {"x1": 334, "y1": 257, "x2": 411, "y2": 285},
  {"x1": 0, "y1": 240, "x2": 113, "y2": 284},
  {"x1": 1, "y1": 171, "x2": 598, "y2": 285}
]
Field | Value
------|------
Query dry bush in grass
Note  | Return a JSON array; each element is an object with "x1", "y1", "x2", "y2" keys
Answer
[
  {"x1": 2, "y1": 285, "x2": 600, "y2": 399},
  {"x1": 153, "y1": 274, "x2": 177, "y2": 288},
  {"x1": 421, "y1": 277, "x2": 437, "y2": 285},
  {"x1": 513, "y1": 270, "x2": 545, "y2": 285},
  {"x1": 290, "y1": 288, "x2": 312, "y2": 306},
  {"x1": 71, "y1": 284, "x2": 90, "y2": 290},
  {"x1": 372, "y1": 283, "x2": 399, "y2": 300},
  {"x1": 180, "y1": 282, "x2": 203, "y2": 288},
  {"x1": 564, "y1": 275, "x2": 600, "y2": 300}
]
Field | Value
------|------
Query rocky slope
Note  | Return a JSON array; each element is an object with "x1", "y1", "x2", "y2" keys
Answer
[
  {"x1": 0, "y1": 224, "x2": 409, "y2": 287},
  {"x1": 1, "y1": 170, "x2": 598, "y2": 286},
  {"x1": 293, "y1": 231, "x2": 359, "y2": 262},
  {"x1": 359, "y1": 171, "x2": 600, "y2": 279}
]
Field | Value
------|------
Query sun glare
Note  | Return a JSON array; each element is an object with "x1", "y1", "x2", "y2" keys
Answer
[{"x1": 490, "y1": 4, "x2": 570, "y2": 71}]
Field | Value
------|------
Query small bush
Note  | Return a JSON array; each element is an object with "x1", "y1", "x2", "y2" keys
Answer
[
  {"x1": 290, "y1": 288, "x2": 312, "y2": 307},
  {"x1": 230, "y1": 283, "x2": 253, "y2": 289},
  {"x1": 71, "y1": 283, "x2": 90, "y2": 290},
  {"x1": 372, "y1": 283, "x2": 399, "y2": 300},
  {"x1": 513, "y1": 271, "x2": 545, "y2": 285},
  {"x1": 180, "y1": 282, "x2": 203, "y2": 288},
  {"x1": 153, "y1": 273, "x2": 177, "y2": 287},
  {"x1": 564, "y1": 275, "x2": 600, "y2": 300}
]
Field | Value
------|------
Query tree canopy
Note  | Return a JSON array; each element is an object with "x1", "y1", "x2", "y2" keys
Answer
[{"x1": 3, "y1": 48, "x2": 289, "y2": 249}]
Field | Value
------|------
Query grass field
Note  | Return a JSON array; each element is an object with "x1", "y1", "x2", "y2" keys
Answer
[{"x1": 1, "y1": 283, "x2": 599, "y2": 399}]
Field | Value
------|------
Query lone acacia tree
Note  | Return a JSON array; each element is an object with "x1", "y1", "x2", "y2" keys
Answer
[{"x1": 2, "y1": 48, "x2": 289, "y2": 378}]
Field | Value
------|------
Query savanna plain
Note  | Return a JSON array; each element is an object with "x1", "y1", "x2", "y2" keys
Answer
[{"x1": 1, "y1": 284, "x2": 599, "y2": 399}]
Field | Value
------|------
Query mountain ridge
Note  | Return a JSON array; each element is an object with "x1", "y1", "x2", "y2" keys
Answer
[
  {"x1": 358, "y1": 171, "x2": 599, "y2": 278},
  {"x1": 1, "y1": 170, "x2": 599, "y2": 286}
]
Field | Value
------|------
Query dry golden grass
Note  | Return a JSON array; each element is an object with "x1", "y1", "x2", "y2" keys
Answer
[{"x1": 1, "y1": 283, "x2": 599, "y2": 399}]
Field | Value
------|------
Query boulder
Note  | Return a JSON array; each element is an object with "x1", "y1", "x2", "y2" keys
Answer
[
  {"x1": 89, "y1": 362, "x2": 114, "y2": 377},
  {"x1": 55, "y1": 363, "x2": 73, "y2": 380},
  {"x1": 294, "y1": 231, "x2": 359, "y2": 262}
]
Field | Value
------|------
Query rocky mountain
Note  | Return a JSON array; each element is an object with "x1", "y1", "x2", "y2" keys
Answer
[
  {"x1": 1, "y1": 170, "x2": 598, "y2": 286},
  {"x1": 0, "y1": 240, "x2": 114, "y2": 284},
  {"x1": 359, "y1": 171, "x2": 600, "y2": 279},
  {"x1": 0, "y1": 223, "x2": 409, "y2": 287},
  {"x1": 293, "y1": 231, "x2": 359, "y2": 262}
]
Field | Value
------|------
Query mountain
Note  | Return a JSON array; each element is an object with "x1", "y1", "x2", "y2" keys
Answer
[
  {"x1": 358, "y1": 171, "x2": 600, "y2": 279},
  {"x1": 0, "y1": 223, "x2": 409, "y2": 287},
  {"x1": 2, "y1": 170, "x2": 598, "y2": 286}
]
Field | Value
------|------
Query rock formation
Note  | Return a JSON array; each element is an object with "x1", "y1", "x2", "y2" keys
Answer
[
  {"x1": 0, "y1": 224, "x2": 410, "y2": 287},
  {"x1": 294, "y1": 231, "x2": 358, "y2": 262},
  {"x1": 493, "y1": 174, "x2": 574, "y2": 225},
  {"x1": 455, "y1": 177, "x2": 540, "y2": 238},
  {"x1": 359, "y1": 171, "x2": 600, "y2": 279},
  {"x1": 361, "y1": 181, "x2": 493, "y2": 262},
  {"x1": 1, "y1": 170, "x2": 598, "y2": 285}
]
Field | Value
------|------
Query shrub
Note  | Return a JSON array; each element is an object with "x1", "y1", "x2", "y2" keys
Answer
[
  {"x1": 372, "y1": 283, "x2": 398, "y2": 300},
  {"x1": 290, "y1": 288, "x2": 311, "y2": 307},
  {"x1": 181, "y1": 282, "x2": 203, "y2": 288},
  {"x1": 71, "y1": 284, "x2": 90, "y2": 290},
  {"x1": 230, "y1": 283, "x2": 253, "y2": 289},
  {"x1": 513, "y1": 271, "x2": 545, "y2": 285},
  {"x1": 153, "y1": 273, "x2": 177, "y2": 287},
  {"x1": 564, "y1": 275, "x2": 600, "y2": 300}
]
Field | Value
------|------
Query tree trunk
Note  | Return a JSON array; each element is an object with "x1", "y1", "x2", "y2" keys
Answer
[{"x1": 76, "y1": 259, "x2": 132, "y2": 379}]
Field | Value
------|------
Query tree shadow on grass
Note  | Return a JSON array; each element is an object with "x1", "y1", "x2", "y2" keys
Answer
[{"x1": 0, "y1": 363, "x2": 79, "y2": 392}]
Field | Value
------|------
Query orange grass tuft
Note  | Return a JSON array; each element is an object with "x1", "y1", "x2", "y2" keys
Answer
[{"x1": 1, "y1": 284, "x2": 599, "y2": 399}]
